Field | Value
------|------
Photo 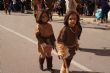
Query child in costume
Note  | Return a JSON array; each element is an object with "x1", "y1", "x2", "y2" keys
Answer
[
  {"x1": 35, "y1": 10, "x2": 56, "y2": 72},
  {"x1": 57, "y1": 11, "x2": 82, "y2": 73}
]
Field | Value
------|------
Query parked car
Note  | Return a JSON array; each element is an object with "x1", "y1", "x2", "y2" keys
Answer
[{"x1": 0, "y1": 0, "x2": 4, "y2": 10}]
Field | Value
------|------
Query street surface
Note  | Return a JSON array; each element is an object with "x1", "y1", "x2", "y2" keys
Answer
[{"x1": 0, "y1": 11, "x2": 110, "y2": 73}]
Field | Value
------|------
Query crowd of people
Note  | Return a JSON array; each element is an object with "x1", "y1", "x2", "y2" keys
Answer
[
  {"x1": 1, "y1": 0, "x2": 32, "y2": 14},
  {"x1": 76, "y1": 0, "x2": 110, "y2": 23}
]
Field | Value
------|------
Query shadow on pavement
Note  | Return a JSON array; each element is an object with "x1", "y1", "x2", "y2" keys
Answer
[
  {"x1": 70, "y1": 71, "x2": 102, "y2": 73},
  {"x1": 82, "y1": 25, "x2": 110, "y2": 30},
  {"x1": 53, "y1": 69, "x2": 60, "y2": 73},
  {"x1": 53, "y1": 69, "x2": 101, "y2": 73},
  {"x1": 79, "y1": 48, "x2": 110, "y2": 56}
]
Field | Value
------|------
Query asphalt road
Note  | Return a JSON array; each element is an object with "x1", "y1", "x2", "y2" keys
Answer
[{"x1": 0, "y1": 11, "x2": 110, "y2": 73}]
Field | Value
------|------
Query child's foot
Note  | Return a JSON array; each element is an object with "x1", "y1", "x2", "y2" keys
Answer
[
  {"x1": 48, "y1": 69, "x2": 54, "y2": 73},
  {"x1": 46, "y1": 68, "x2": 54, "y2": 73},
  {"x1": 40, "y1": 65, "x2": 44, "y2": 71}
]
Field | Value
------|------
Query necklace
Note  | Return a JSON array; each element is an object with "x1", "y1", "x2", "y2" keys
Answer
[{"x1": 69, "y1": 28, "x2": 76, "y2": 33}]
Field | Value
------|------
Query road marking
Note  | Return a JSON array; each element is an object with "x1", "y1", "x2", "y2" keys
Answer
[
  {"x1": 52, "y1": 51, "x2": 92, "y2": 71},
  {"x1": 0, "y1": 24, "x2": 92, "y2": 71},
  {"x1": 0, "y1": 25, "x2": 36, "y2": 44}
]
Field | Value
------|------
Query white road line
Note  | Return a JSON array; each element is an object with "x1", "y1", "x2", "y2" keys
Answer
[
  {"x1": 52, "y1": 51, "x2": 92, "y2": 71},
  {"x1": 0, "y1": 25, "x2": 37, "y2": 44},
  {"x1": 0, "y1": 24, "x2": 92, "y2": 71}
]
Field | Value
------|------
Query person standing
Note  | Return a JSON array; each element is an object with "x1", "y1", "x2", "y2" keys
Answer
[
  {"x1": 68, "y1": 0, "x2": 80, "y2": 12},
  {"x1": 32, "y1": 0, "x2": 43, "y2": 18},
  {"x1": 99, "y1": 0, "x2": 110, "y2": 23},
  {"x1": 57, "y1": 11, "x2": 82, "y2": 73},
  {"x1": 3, "y1": 0, "x2": 12, "y2": 14},
  {"x1": 20, "y1": 0, "x2": 26, "y2": 13},
  {"x1": 35, "y1": 10, "x2": 56, "y2": 72}
]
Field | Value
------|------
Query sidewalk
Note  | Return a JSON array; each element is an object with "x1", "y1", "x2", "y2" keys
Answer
[
  {"x1": 52, "y1": 12, "x2": 110, "y2": 30},
  {"x1": 1, "y1": 10, "x2": 110, "y2": 29}
]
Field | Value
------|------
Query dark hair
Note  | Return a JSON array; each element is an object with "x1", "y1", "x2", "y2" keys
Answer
[
  {"x1": 64, "y1": 11, "x2": 80, "y2": 26},
  {"x1": 36, "y1": 10, "x2": 49, "y2": 24},
  {"x1": 64, "y1": 11, "x2": 82, "y2": 39}
]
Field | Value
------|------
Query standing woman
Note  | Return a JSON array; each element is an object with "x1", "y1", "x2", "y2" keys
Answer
[{"x1": 35, "y1": 10, "x2": 56, "y2": 72}]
